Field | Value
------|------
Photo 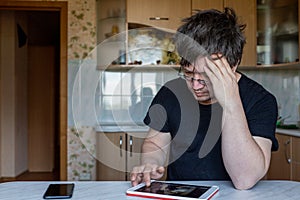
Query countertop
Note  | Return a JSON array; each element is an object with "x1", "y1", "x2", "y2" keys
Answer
[
  {"x1": 95, "y1": 125, "x2": 300, "y2": 137},
  {"x1": 95, "y1": 124, "x2": 149, "y2": 132},
  {"x1": 276, "y1": 128, "x2": 300, "y2": 137},
  {"x1": 1, "y1": 180, "x2": 300, "y2": 200}
]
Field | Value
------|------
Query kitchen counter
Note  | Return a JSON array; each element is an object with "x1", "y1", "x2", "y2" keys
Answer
[
  {"x1": 95, "y1": 126, "x2": 300, "y2": 137},
  {"x1": 95, "y1": 124, "x2": 149, "y2": 132},
  {"x1": 276, "y1": 128, "x2": 300, "y2": 137}
]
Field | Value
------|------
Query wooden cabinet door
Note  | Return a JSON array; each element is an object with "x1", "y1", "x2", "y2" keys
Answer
[
  {"x1": 224, "y1": 0, "x2": 257, "y2": 67},
  {"x1": 267, "y1": 134, "x2": 292, "y2": 180},
  {"x1": 126, "y1": 132, "x2": 147, "y2": 180},
  {"x1": 192, "y1": 0, "x2": 257, "y2": 67},
  {"x1": 292, "y1": 136, "x2": 300, "y2": 181},
  {"x1": 96, "y1": 132, "x2": 127, "y2": 180},
  {"x1": 127, "y1": 0, "x2": 191, "y2": 30},
  {"x1": 192, "y1": 0, "x2": 223, "y2": 11}
]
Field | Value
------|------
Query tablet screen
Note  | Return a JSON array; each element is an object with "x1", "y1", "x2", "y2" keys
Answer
[{"x1": 135, "y1": 182, "x2": 211, "y2": 198}]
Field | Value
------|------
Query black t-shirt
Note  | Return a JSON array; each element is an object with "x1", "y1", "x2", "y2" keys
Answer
[{"x1": 144, "y1": 73, "x2": 279, "y2": 181}]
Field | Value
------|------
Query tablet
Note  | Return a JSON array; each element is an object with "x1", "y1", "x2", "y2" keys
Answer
[{"x1": 126, "y1": 181, "x2": 219, "y2": 200}]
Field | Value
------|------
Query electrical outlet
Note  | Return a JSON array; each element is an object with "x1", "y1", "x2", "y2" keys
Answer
[{"x1": 79, "y1": 172, "x2": 91, "y2": 181}]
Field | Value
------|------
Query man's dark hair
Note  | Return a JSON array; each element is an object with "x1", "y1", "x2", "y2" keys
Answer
[{"x1": 175, "y1": 7, "x2": 246, "y2": 68}]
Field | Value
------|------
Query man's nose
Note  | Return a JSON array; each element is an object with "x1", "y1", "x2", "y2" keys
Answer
[{"x1": 192, "y1": 78, "x2": 206, "y2": 89}]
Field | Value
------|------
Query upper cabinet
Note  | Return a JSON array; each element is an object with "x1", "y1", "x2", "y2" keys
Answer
[
  {"x1": 97, "y1": 0, "x2": 300, "y2": 69},
  {"x1": 192, "y1": 0, "x2": 223, "y2": 11},
  {"x1": 192, "y1": 0, "x2": 257, "y2": 67},
  {"x1": 193, "y1": 0, "x2": 300, "y2": 68},
  {"x1": 225, "y1": 0, "x2": 257, "y2": 67},
  {"x1": 257, "y1": 0, "x2": 299, "y2": 65},
  {"x1": 96, "y1": 0, "x2": 127, "y2": 67},
  {"x1": 127, "y1": 0, "x2": 191, "y2": 31},
  {"x1": 96, "y1": 0, "x2": 126, "y2": 43}
]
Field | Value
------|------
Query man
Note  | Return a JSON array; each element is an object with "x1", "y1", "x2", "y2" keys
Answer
[{"x1": 130, "y1": 8, "x2": 278, "y2": 190}]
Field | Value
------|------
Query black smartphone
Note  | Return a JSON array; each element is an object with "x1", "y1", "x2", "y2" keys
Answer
[{"x1": 43, "y1": 183, "x2": 75, "y2": 199}]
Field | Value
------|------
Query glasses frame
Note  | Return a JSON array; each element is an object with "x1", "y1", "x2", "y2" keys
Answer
[{"x1": 178, "y1": 66, "x2": 207, "y2": 86}]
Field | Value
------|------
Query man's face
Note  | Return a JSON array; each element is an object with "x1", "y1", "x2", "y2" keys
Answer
[{"x1": 182, "y1": 57, "x2": 215, "y2": 105}]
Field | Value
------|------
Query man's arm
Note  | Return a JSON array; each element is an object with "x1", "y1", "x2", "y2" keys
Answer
[
  {"x1": 221, "y1": 100, "x2": 272, "y2": 190},
  {"x1": 204, "y1": 56, "x2": 273, "y2": 190},
  {"x1": 130, "y1": 128, "x2": 171, "y2": 187}
]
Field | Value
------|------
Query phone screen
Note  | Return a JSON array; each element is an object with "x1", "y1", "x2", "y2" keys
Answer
[{"x1": 43, "y1": 183, "x2": 75, "y2": 199}]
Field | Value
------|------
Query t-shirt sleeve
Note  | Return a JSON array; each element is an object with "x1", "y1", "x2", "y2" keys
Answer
[
  {"x1": 143, "y1": 85, "x2": 171, "y2": 133},
  {"x1": 247, "y1": 93, "x2": 279, "y2": 151}
]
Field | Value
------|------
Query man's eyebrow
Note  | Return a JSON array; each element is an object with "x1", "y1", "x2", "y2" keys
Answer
[{"x1": 183, "y1": 68, "x2": 206, "y2": 75}]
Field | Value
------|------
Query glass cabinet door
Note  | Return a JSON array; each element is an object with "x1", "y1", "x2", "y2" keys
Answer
[
  {"x1": 257, "y1": 0, "x2": 299, "y2": 65},
  {"x1": 96, "y1": 0, "x2": 126, "y2": 67}
]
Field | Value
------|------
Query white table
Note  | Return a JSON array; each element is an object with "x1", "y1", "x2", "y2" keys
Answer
[{"x1": 0, "y1": 180, "x2": 300, "y2": 199}]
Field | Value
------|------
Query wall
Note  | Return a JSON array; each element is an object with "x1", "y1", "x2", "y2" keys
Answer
[
  {"x1": 0, "y1": 10, "x2": 16, "y2": 177},
  {"x1": 14, "y1": 12, "x2": 29, "y2": 176},
  {"x1": 0, "y1": 11, "x2": 28, "y2": 177}
]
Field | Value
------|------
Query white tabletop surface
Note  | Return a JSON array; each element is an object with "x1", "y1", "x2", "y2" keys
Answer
[{"x1": 0, "y1": 180, "x2": 300, "y2": 200}]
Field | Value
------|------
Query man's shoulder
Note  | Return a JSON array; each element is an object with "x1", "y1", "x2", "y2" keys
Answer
[
  {"x1": 160, "y1": 78, "x2": 188, "y2": 94},
  {"x1": 164, "y1": 77, "x2": 185, "y2": 87},
  {"x1": 239, "y1": 73, "x2": 277, "y2": 108},
  {"x1": 239, "y1": 73, "x2": 275, "y2": 98}
]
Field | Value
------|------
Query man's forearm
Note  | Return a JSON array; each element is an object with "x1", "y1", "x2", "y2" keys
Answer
[
  {"x1": 141, "y1": 139, "x2": 168, "y2": 167},
  {"x1": 221, "y1": 102, "x2": 271, "y2": 190}
]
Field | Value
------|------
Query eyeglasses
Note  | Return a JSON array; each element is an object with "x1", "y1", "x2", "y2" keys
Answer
[{"x1": 178, "y1": 67, "x2": 207, "y2": 86}]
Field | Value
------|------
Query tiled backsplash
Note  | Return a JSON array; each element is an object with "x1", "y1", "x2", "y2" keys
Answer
[
  {"x1": 240, "y1": 68, "x2": 300, "y2": 123},
  {"x1": 69, "y1": 61, "x2": 300, "y2": 127}
]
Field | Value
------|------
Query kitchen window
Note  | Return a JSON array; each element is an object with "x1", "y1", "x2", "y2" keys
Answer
[{"x1": 97, "y1": 69, "x2": 177, "y2": 125}]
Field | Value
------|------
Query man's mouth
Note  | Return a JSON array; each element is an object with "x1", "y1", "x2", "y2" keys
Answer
[{"x1": 194, "y1": 90, "x2": 206, "y2": 97}]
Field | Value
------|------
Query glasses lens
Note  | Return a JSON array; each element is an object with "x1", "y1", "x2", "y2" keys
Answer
[{"x1": 178, "y1": 68, "x2": 206, "y2": 86}]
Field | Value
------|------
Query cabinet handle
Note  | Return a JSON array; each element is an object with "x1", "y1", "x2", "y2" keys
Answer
[
  {"x1": 120, "y1": 135, "x2": 123, "y2": 157},
  {"x1": 284, "y1": 139, "x2": 291, "y2": 164},
  {"x1": 149, "y1": 17, "x2": 169, "y2": 21},
  {"x1": 129, "y1": 136, "x2": 133, "y2": 157}
]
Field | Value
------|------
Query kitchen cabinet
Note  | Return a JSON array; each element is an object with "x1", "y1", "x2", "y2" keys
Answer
[
  {"x1": 192, "y1": 0, "x2": 256, "y2": 67},
  {"x1": 192, "y1": 0, "x2": 223, "y2": 12},
  {"x1": 267, "y1": 133, "x2": 300, "y2": 181},
  {"x1": 96, "y1": 0, "x2": 126, "y2": 42},
  {"x1": 126, "y1": 0, "x2": 190, "y2": 67},
  {"x1": 127, "y1": 0, "x2": 191, "y2": 31},
  {"x1": 96, "y1": 131, "x2": 147, "y2": 181},
  {"x1": 225, "y1": 0, "x2": 256, "y2": 67},
  {"x1": 96, "y1": 0, "x2": 126, "y2": 67},
  {"x1": 98, "y1": 0, "x2": 300, "y2": 69},
  {"x1": 97, "y1": 0, "x2": 184, "y2": 69},
  {"x1": 257, "y1": 0, "x2": 299, "y2": 66},
  {"x1": 267, "y1": 133, "x2": 291, "y2": 180},
  {"x1": 291, "y1": 135, "x2": 300, "y2": 181}
]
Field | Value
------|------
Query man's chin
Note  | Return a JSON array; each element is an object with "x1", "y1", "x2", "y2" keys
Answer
[{"x1": 194, "y1": 95, "x2": 211, "y2": 104}]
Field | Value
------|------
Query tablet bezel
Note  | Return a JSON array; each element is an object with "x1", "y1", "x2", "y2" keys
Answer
[{"x1": 126, "y1": 181, "x2": 219, "y2": 200}]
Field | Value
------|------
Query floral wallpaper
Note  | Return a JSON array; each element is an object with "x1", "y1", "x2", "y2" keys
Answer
[
  {"x1": 67, "y1": 0, "x2": 97, "y2": 60},
  {"x1": 67, "y1": 126, "x2": 96, "y2": 181},
  {"x1": 65, "y1": 0, "x2": 97, "y2": 180}
]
